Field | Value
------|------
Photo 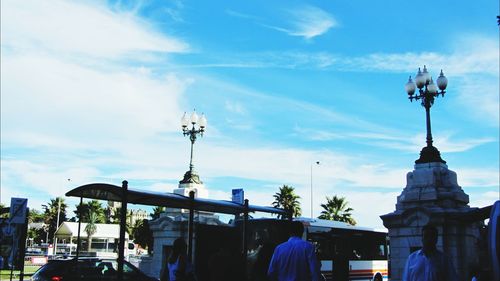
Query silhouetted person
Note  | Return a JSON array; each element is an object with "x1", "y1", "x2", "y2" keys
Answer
[
  {"x1": 161, "y1": 238, "x2": 196, "y2": 281},
  {"x1": 267, "y1": 221, "x2": 321, "y2": 281},
  {"x1": 251, "y1": 242, "x2": 275, "y2": 281},
  {"x1": 402, "y1": 224, "x2": 458, "y2": 281}
]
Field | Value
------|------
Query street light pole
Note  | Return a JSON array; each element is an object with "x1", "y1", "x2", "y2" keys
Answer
[
  {"x1": 180, "y1": 110, "x2": 207, "y2": 184},
  {"x1": 54, "y1": 197, "x2": 61, "y2": 256},
  {"x1": 54, "y1": 179, "x2": 70, "y2": 255},
  {"x1": 405, "y1": 66, "x2": 448, "y2": 164},
  {"x1": 310, "y1": 161, "x2": 320, "y2": 219}
]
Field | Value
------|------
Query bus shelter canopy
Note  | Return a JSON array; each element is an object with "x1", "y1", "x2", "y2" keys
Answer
[{"x1": 66, "y1": 183, "x2": 287, "y2": 216}]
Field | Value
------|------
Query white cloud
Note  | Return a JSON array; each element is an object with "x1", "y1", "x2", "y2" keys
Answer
[
  {"x1": 454, "y1": 74, "x2": 499, "y2": 127},
  {"x1": 295, "y1": 126, "x2": 494, "y2": 154},
  {"x1": 1, "y1": 54, "x2": 189, "y2": 146},
  {"x1": 1, "y1": 0, "x2": 189, "y2": 60},
  {"x1": 226, "y1": 6, "x2": 336, "y2": 40},
  {"x1": 225, "y1": 101, "x2": 247, "y2": 115},
  {"x1": 341, "y1": 36, "x2": 498, "y2": 77},
  {"x1": 454, "y1": 168, "x2": 500, "y2": 188},
  {"x1": 469, "y1": 191, "x2": 499, "y2": 208},
  {"x1": 284, "y1": 6, "x2": 336, "y2": 39}
]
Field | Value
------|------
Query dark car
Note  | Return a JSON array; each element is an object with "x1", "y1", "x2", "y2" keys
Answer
[{"x1": 30, "y1": 257, "x2": 158, "y2": 281}]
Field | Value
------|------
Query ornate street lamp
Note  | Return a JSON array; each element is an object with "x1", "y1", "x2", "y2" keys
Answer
[
  {"x1": 180, "y1": 110, "x2": 207, "y2": 184},
  {"x1": 405, "y1": 65, "x2": 448, "y2": 163}
]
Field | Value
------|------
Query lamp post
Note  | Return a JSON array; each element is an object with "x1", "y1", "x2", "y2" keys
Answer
[
  {"x1": 310, "y1": 161, "x2": 320, "y2": 218},
  {"x1": 180, "y1": 110, "x2": 207, "y2": 184},
  {"x1": 405, "y1": 66, "x2": 448, "y2": 164}
]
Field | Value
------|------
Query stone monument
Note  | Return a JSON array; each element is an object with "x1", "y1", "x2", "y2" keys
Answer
[
  {"x1": 146, "y1": 111, "x2": 223, "y2": 278},
  {"x1": 381, "y1": 68, "x2": 483, "y2": 281},
  {"x1": 148, "y1": 167, "x2": 222, "y2": 278},
  {"x1": 380, "y1": 159, "x2": 482, "y2": 280}
]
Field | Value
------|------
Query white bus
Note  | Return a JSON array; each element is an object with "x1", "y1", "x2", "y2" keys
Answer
[
  {"x1": 242, "y1": 218, "x2": 389, "y2": 281},
  {"x1": 296, "y1": 217, "x2": 388, "y2": 281}
]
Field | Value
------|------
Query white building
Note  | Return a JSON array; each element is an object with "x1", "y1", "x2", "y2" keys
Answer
[{"x1": 55, "y1": 222, "x2": 131, "y2": 256}]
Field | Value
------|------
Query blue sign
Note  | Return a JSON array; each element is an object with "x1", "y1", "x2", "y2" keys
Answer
[
  {"x1": 10, "y1": 198, "x2": 28, "y2": 224},
  {"x1": 232, "y1": 189, "x2": 244, "y2": 204}
]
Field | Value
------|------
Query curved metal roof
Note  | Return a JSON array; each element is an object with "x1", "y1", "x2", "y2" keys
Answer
[{"x1": 66, "y1": 183, "x2": 287, "y2": 216}]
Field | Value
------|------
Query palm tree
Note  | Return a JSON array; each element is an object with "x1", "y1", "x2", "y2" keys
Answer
[
  {"x1": 84, "y1": 211, "x2": 98, "y2": 252},
  {"x1": 42, "y1": 197, "x2": 68, "y2": 243},
  {"x1": 272, "y1": 185, "x2": 302, "y2": 219},
  {"x1": 74, "y1": 200, "x2": 106, "y2": 223},
  {"x1": 318, "y1": 195, "x2": 356, "y2": 225},
  {"x1": 150, "y1": 206, "x2": 165, "y2": 220}
]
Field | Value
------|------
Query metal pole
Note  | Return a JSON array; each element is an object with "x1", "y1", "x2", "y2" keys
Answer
[
  {"x1": 54, "y1": 198, "x2": 61, "y2": 255},
  {"x1": 117, "y1": 180, "x2": 128, "y2": 281},
  {"x1": 189, "y1": 133, "x2": 196, "y2": 172},
  {"x1": 425, "y1": 104, "x2": 433, "y2": 147},
  {"x1": 310, "y1": 161, "x2": 319, "y2": 219},
  {"x1": 19, "y1": 208, "x2": 29, "y2": 281},
  {"x1": 242, "y1": 199, "x2": 249, "y2": 277},
  {"x1": 76, "y1": 197, "x2": 83, "y2": 260},
  {"x1": 310, "y1": 164, "x2": 313, "y2": 219},
  {"x1": 188, "y1": 191, "x2": 195, "y2": 262}
]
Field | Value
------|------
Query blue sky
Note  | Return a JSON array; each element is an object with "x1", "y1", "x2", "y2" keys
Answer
[{"x1": 1, "y1": 0, "x2": 499, "y2": 229}]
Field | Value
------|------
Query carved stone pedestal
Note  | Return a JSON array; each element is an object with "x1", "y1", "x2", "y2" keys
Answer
[{"x1": 381, "y1": 162, "x2": 482, "y2": 281}]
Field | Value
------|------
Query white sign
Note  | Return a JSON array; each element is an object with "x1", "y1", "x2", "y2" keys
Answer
[
  {"x1": 232, "y1": 189, "x2": 244, "y2": 205},
  {"x1": 10, "y1": 198, "x2": 28, "y2": 224}
]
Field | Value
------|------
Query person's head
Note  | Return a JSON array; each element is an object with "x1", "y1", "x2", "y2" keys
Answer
[
  {"x1": 421, "y1": 224, "x2": 438, "y2": 253},
  {"x1": 289, "y1": 221, "x2": 304, "y2": 237},
  {"x1": 171, "y1": 237, "x2": 187, "y2": 260}
]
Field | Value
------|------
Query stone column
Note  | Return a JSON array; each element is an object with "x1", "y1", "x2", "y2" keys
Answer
[
  {"x1": 148, "y1": 215, "x2": 189, "y2": 279},
  {"x1": 381, "y1": 162, "x2": 482, "y2": 281}
]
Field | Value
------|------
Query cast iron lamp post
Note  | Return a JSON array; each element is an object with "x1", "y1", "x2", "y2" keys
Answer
[
  {"x1": 180, "y1": 110, "x2": 207, "y2": 184},
  {"x1": 405, "y1": 65, "x2": 448, "y2": 164}
]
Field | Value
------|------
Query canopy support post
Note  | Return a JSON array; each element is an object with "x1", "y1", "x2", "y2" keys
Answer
[
  {"x1": 242, "y1": 199, "x2": 249, "y2": 276},
  {"x1": 188, "y1": 191, "x2": 195, "y2": 262},
  {"x1": 76, "y1": 197, "x2": 83, "y2": 260},
  {"x1": 117, "y1": 180, "x2": 128, "y2": 281}
]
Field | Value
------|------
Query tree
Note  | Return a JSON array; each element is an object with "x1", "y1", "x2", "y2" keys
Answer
[
  {"x1": 74, "y1": 200, "x2": 106, "y2": 223},
  {"x1": 28, "y1": 209, "x2": 45, "y2": 223},
  {"x1": 150, "y1": 206, "x2": 165, "y2": 220},
  {"x1": 111, "y1": 207, "x2": 133, "y2": 235},
  {"x1": 0, "y1": 203, "x2": 9, "y2": 218},
  {"x1": 42, "y1": 197, "x2": 68, "y2": 243},
  {"x1": 132, "y1": 219, "x2": 153, "y2": 254},
  {"x1": 272, "y1": 185, "x2": 302, "y2": 219},
  {"x1": 27, "y1": 209, "x2": 45, "y2": 243},
  {"x1": 84, "y1": 211, "x2": 98, "y2": 252},
  {"x1": 318, "y1": 195, "x2": 356, "y2": 225}
]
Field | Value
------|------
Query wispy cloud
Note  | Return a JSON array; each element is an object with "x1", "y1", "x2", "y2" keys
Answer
[
  {"x1": 282, "y1": 6, "x2": 337, "y2": 39},
  {"x1": 227, "y1": 6, "x2": 336, "y2": 40},
  {"x1": 294, "y1": 126, "x2": 495, "y2": 153},
  {"x1": 180, "y1": 34, "x2": 497, "y2": 77},
  {"x1": 225, "y1": 101, "x2": 247, "y2": 115},
  {"x1": 225, "y1": 9, "x2": 262, "y2": 21}
]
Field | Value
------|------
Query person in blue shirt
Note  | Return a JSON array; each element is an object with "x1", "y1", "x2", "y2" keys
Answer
[
  {"x1": 267, "y1": 221, "x2": 321, "y2": 281},
  {"x1": 403, "y1": 224, "x2": 458, "y2": 281}
]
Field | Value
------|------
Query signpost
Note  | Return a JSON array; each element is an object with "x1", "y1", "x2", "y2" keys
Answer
[{"x1": 3, "y1": 198, "x2": 29, "y2": 281}]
